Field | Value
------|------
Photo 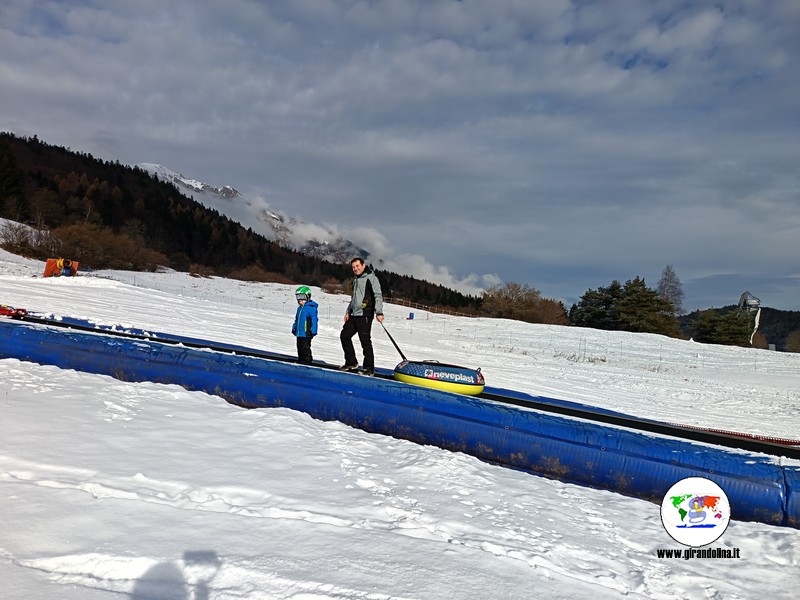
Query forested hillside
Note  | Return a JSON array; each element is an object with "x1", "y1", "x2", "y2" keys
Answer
[
  {"x1": 679, "y1": 307, "x2": 800, "y2": 352},
  {"x1": 0, "y1": 132, "x2": 479, "y2": 311}
]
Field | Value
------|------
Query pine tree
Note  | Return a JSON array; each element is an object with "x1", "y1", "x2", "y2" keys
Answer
[
  {"x1": 571, "y1": 277, "x2": 679, "y2": 337},
  {"x1": 0, "y1": 141, "x2": 26, "y2": 220},
  {"x1": 569, "y1": 280, "x2": 623, "y2": 330},
  {"x1": 691, "y1": 310, "x2": 721, "y2": 343},
  {"x1": 690, "y1": 309, "x2": 751, "y2": 346},
  {"x1": 617, "y1": 277, "x2": 680, "y2": 336},
  {"x1": 714, "y1": 311, "x2": 752, "y2": 346},
  {"x1": 657, "y1": 264, "x2": 684, "y2": 314}
]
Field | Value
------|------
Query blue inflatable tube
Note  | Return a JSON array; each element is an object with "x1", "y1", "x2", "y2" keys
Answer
[{"x1": 1, "y1": 318, "x2": 798, "y2": 528}]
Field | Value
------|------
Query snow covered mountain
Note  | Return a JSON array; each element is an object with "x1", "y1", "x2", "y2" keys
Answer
[
  {"x1": 138, "y1": 163, "x2": 369, "y2": 265},
  {"x1": 136, "y1": 163, "x2": 491, "y2": 297}
]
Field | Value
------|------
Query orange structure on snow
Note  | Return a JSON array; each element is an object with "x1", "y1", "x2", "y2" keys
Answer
[{"x1": 43, "y1": 258, "x2": 79, "y2": 277}]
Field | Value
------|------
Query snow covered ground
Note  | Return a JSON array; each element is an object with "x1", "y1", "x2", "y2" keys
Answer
[{"x1": 1, "y1": 247, "x2": 799, "y2": 599}]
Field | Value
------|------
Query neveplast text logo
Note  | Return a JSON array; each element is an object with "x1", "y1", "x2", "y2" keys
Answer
[{"x1": 660, "y1": 477, "x2": 731, "y2": 547}]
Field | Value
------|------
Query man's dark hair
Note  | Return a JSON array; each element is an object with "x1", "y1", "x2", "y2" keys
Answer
[{"x1": 350, "y1": 257, "x2": 365, "y2": 266}]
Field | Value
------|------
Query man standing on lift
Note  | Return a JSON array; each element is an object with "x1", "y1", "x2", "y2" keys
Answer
[{"x1": 339, "y1": 257, "x2": 384, "y2": 376}]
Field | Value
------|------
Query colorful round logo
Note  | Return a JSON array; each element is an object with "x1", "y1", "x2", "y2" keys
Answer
[{"x1": 660, "y1": 477, "x2": 731, "y2": 547}]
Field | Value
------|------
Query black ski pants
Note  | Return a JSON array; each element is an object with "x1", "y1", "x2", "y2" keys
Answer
[
  {"x1": 340, "y1": 315, "x2": 374, "y2": 370},
  {"x1": 296, "y1": 336, "x2": 313, "y2": 364}
]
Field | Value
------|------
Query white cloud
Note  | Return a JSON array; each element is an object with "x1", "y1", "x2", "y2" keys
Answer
[{"x1": 1, "y1": 0, "x2": 798, "y2": 309}]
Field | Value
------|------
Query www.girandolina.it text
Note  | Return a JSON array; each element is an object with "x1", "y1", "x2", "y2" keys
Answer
[{"x1": 656, "y1": 547, "x2": 741, "y2": 560}]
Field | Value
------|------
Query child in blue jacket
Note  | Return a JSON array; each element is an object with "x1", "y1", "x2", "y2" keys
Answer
[{"x1": 292, "y1": 286, "x2": 318, "y2": 364}]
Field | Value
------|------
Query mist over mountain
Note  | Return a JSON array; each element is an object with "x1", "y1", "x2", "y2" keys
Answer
[
  {"x1": 133, "y1": 163, "x2": 493, "y2": 296},
  {"x1": 138, "y1": 163, "x2": 371, "y2": 266}
]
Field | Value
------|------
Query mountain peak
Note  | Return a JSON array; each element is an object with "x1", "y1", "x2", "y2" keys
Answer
[
  {"x1": 139, "y1": 163, "x2": 241, "y2": 200},
  {"x1": 137, "y1": 163, "x2": 368, "y2": 265}
]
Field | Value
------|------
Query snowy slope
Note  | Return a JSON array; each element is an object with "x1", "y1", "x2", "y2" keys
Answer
[{"x1": 1, "y1": 249, "x2": 799, "y2": 600}]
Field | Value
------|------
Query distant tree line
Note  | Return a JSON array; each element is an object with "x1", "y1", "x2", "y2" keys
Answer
[
  {"x1": 566, "y1": 268, "x2": 799, "y2": 351},
  {"x1": 678, "y1": 306, "x2": 800, "y2": 352},
  {"x1": 2, "y1": 131, "x2": 798, "y2": 351}
]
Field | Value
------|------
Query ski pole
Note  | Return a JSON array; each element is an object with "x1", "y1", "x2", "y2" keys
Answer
[{"x1": 380, "y1": 322, "x2": 407, "y2": 361}]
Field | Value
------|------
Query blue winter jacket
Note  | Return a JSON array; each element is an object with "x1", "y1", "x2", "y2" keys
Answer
[{"x1": 292, "y1": 300, "x2": 319, "y2": 338}]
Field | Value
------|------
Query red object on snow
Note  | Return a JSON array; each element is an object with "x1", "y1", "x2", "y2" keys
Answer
[{"x1": 0, "y1": 305, "x2": 28, "y2": 318}]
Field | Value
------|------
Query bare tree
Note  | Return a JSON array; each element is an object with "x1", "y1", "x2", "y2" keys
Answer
[
  {"x1": 657, "y1": 264, "x2": 684, "y2": 314},
  {"x1": 0, "y1": 220, "x2": 30, "y2": 248},
  {"x1": 482, "y1": 282, "x2": 540, "y2": 320},
  {"x1": 481, "y1": 282, "x2": 568, "y2": 324},
  {"x1": 786, "y1": 331, "x2": 800, "y2": 353}
]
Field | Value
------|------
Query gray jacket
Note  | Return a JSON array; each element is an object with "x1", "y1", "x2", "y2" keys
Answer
[{"x1": 347, "y1": 271, "x2": 384, "y2": 318}]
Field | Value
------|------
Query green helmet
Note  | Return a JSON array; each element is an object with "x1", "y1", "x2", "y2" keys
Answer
[{"x1": 295, "y1": 285, "x2": 311, "y2": 301}]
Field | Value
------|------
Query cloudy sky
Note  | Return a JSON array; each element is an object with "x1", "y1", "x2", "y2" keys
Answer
[{"x1": 1, "y1": 1, "x2": 799, "y2": 311}]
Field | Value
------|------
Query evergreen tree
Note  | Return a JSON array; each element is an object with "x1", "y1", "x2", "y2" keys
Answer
[
  {"x1": 0, "y1": 141, "x2": 26, "y2": 220},
  {"x1": 569, "y1": 280, "x2": 623, "y2": 330},
  {"x1": 690, "y1": 309, "x2": 751, "y2": 346},
  {"x1": 657, "y1": 264, "x2": 684, "y2": 314},
  {"x1": 617, "y1": 277, "x2": 680, "y2": 336},
  {"x1": 713, "y1": 311, "x2": 753, "y2": 346},
  {"x1": 571, "y1": 277, "x2": 679, "y2": 337},
  {"x1": 691, "y1": 310, "x2": 722, "y2": 343}
]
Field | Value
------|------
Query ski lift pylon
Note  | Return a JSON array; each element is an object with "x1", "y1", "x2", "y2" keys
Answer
[{"x1": 738, "y1": 291, "x2": 761, "y2": 313}]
